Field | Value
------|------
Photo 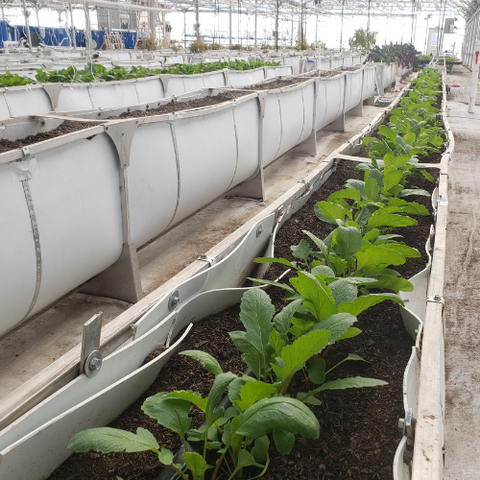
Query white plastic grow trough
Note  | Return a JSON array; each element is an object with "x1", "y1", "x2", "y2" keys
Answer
[
  {"x1": 0, "y1": 89, "x2": 268, "y2": 337},
  {"x1": 315, "y1": 70, "x2": 346, "y2": 131},
  {"x1": 252, "y1": 78, "x2": 316, "y2": 167},
  {"x1": 344, "y1": 67, "x2": 365, "y2": 115},
  {"x1": 0, "y1": 213, "x2": 277, "y2": 480},
  {"x1": 362, "y1": 64, "x2": 377, "y2": 101},
  {"x1": 0, "y1": 65, "x2": 294, "y2": 122}
]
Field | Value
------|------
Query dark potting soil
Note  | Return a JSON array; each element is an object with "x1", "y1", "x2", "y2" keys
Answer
[
  {"x1": 243, "y1": 78, "x2": 310, "y2": 90},
  {"x1": 0, "y1": 120, "x2": 99, "y2": 154},
  {"x1": 0, "y1": 92, "x2": 250, "y2": 154},
  {"x1": 47, "y1": 159, "x2": 435, "y2": 480},
  {"x1": 112, "y1": 91, "x2": 251, "y2": 119}
]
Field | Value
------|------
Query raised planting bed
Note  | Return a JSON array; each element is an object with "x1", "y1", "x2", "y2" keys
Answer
[{"x1": 46, "y1": 157, "x2": 439, "y2": 480}]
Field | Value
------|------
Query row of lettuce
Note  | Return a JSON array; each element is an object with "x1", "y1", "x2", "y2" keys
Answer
[
  {"x1": 0, "y1": 60, "x2": 280, "y2": 87},
  {"x1": 66, "y1": 68, "x2": 443, "y2": 480}
]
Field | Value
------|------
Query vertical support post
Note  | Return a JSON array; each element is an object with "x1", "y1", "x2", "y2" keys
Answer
[
  {"x1": 229, "y1": 5, "x2": 232, "y2": 47},
  {"x1": 69, "y1": 4, "x2": 76, "y2": 48},
  {"x1": 254, "y1": 0, "x2": 257, "y2": 49},
  {"x1": 468, "y1": 41, "x2": 480, "y2": 113},
  {"x1": 275, "y1": 0, "x2": 279, "y2": 51},
  {"x1": 21, "y1": 0, "x2": 32, "y2": 50},
  {"x1": 300, "y1": 0, "x2": 304, "y2": 50},
  {"x1": 195, "y1": 0, "x2": 200, "y2": 41},
  {"x1": 183, "y1": 9, "x2": 187, "y2": 48},
  {"x1": 340, "y1": 0, "x2": 345, "y2": 50},
  {"x1": 315, "y1": 13, "x2": 318, "y2": 45},
  {"x1": 84, "y1": 2, "x2": 93, "y2": 51},
  {"x1": 149, "y1": 0, "x2": 156, "y2": 39}
]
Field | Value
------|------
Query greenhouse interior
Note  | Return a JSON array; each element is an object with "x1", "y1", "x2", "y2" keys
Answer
[{"x1": 0, "y1": 0, "x2": 478, "y2": 477}]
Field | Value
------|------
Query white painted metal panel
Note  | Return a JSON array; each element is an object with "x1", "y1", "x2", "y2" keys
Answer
[
  {"x1": 172, "y1": 108, "x2": 238, "y2": 223},
  {"x1": 261, "y1": 94, "x2": 282, "y2": 166},
  {"x1": 316, "y1": 74, "x2": 345, "y2": 130},
  {"x1": 317, "y1": 57, "x2": 330, "y2": 70},
  {"x1": 362, "y1": 65, "x2": 376, "y2": 100},
  {"x1": 0, "y1": 323, "x2": 187, "y2": 480},
  {"x1": 202, "y1": 71, "x2": 225, "y2": 88},
  {"x1": 299, "y1": 81, "x2": 315, "y2": 143},
  {"x1": 89, "y1": 82, "x2": 138, "y2": 109},
  {"x1": 230, "y1": 98, "x2": 260, "y2": 185},
  {"x1": 344, "y1": 69, "x2": 363, "y2": 112},
  {"x1": 0, "y1": 92, "x2": 11, "y2": 119},
  {"x1": 227, "y1": 68, "x2": 265, "y2": 87},
  {"x1": 343, "y1": 56, "x2": 353, "y2": 67},
  {"x1": 0, "y1": 163, "x2": 37, "y2": 335},
  {"x1": 135, "y1": 77, "x2": 165, "y2": 103},
  {"x1": 6, "y1": 87, "x2": 52, "y2": 117},
  {"x1": 128, "y1": 121, "x2": 179, "y2": 247},
  {"x1": 57, "y1": 85, "x2": 94, "y2": 112},
  {"x1": 27, "y1": 134, "x2": 124, "y2": 316},
  {"x1": 277, "y1": 88, "x2": 306, "y2": 158},
  {"x1": 165, "y1": 76, "x2": 187, "y2": 96},
  {"x1": 182, "y1": 75, "x2": 207, "y2": 93},
  {"x1": 331, "y1": 55, "x2": 343, "y2": 69},
  {"x1": 265, "y1": 66, "x2": 293, "y2": 79}
]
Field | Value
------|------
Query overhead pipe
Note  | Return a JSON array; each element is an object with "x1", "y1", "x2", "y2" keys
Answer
[{"x1": 56, "y1": 0, "x2": 169, "y2": 13}]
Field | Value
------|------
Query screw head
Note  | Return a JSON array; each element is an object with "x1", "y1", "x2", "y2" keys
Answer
[{"x1": 256, "y1": 225, "x2": 263, "y2": 237}]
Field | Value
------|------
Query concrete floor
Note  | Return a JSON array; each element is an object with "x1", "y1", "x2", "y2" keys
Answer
[
  {"x1": 444, "y1": 64, "x2": 480, "y2": 478},
  {"x1": 0, "y1": 95, "x2": 392, "y2": 401}
]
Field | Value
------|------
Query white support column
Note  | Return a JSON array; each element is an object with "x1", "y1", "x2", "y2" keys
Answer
[{"x1": 468, "y1": 41, "x2": 480, "y2": 113}]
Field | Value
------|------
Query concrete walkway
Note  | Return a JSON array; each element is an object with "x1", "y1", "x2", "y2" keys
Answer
[{"x1": 444, "y1": 65, "x2": 480, "y2": 478}]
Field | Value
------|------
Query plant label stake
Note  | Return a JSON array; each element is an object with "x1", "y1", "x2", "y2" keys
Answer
[{"x1": 468, "y1": 41, "x2": 480, "y2": 113}]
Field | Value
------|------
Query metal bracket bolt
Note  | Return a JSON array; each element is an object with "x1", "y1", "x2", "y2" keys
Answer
[
  {"x1": 168, "y1": 290, "x2": 180, "y2": 311},
  {"x1": 256, "y1": 225, "x2": 263, "y2": 237}
]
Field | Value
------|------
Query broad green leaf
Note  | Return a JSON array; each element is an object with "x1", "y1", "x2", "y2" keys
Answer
[
  {"x1": 232, "y1": 397, "x2": 319, "y2": 440},
  {"x1": 398, "y1": 202, "x2": 430, "y2": 215},
  {"x1": 367, "y1": 213, "x2": 417, "y2": 230},
  {"x1": 328, "y1": 279, "x2": 357, "y2": 306},
  {"x1": 338, "y1": 293, "x2": 404, "y2": 316},
  {"x1": 327, "y1": 188, "x2": 360, "y2": 202},
  {"x1": 307, "y1": 356, "x2": 326, "y2": 384},
  {"x1": 308, "y1": 376, "x2": 387, "y2": 395},
  {"x1": 205, "y1": 372, "x2": 237, "y2": 427},
  {"x1": 382, "y1": 170, "x2": 403, "y2": 193},
  {"x1": 230, "y1": 331, "x2": 264, "y2": 379},
  {"x1": 228, "y1": 449, "x2": 265, "y2": 479},
  {"x1": 296, "y1": 392, "x2": 322, "y2": 405},
  {"x1": 183, "y1": 451, "x2": 210, "y2": 477},
  {"x1": 291, "y1": 239, "x2": 312, "y2": 263},
  {"x1": 290, "y1": 272, "x2": 337, "y2": 321},
  {"x1": 356, "y1": 245, "x2": 405, "y2": 271},
  {"x1": 247, "y1": 278, "x2": 295, "y2": 292},
  {"x1": 315, "y1": 201, "x2": 352, "y2": 224},
  {"x1": 273, "y1": 299, "x2": 303, "y2": 339},
  {"x1": 403, "y1": 131, "x2": 416, "y2": 145},
  {"x1": 332, "y1": 226, "x2": 363, "y2": 259},
  {"x1": 382, "y1": 243, "x2": 420, "y2": 258},
  {"x1": 311, "y1": 265, "x2": 336, "y2": 278},
  {"x1": 228, "y1": 377, "x2": 250, "y2": 404},
  {"x1": 273, "y1": 429, "x2": 296, "y2": 454},
  {"x1": 251, "y1": 435, "x2": 270, "y2": 463},
  {"x1": 379, "y1": 124, "x2": 397, "y2": 143},
  {"x1": 336, "y1": 326, "x2": 362, "y2": 340},
  {"x1": 399, "y1": 189, "x2": 431, "y2": 198},
  {"x1": 236, "y1": 380, "x2": 277, "y2": 412},
  {"x1": 180, "y1": 350, "x2": 223, "y2": 375},
  {"x1": 164, "y1": 391, "x2": 207, "y2": 413},
  {"x1": 313, "y1": 313, "x2": 357, "y2": 343},
  {"x1": 364, "y1": 176, "x2": 380, "y2": 201},
  {"x1": 303, "y1": 230, "x2": 329, "y2": 258},
  {"x1": 329, "y1": 256, "x2": 348, "y2": 276},
  {"x1": 366, "y1": 274, "x2": 414, "y2": 292},
  {"x1": 253, "y1": 257, "x2": 297, "y2": 270},
  {"x1": 142, "y1": 396, "x2": 191, "y2": 439},
  {"x1": 269, "y1": 329, "x2": 285, "y2": 357},
  {"x1": 158, "y1": 448, "x2": 174, "y2": 465},
  {"x1": 68, "y1": 427, "x2": 159, "y2": 454},
  {"x1": 291, "y1": 314, "x2": 316, "y2": 337},
  {"x1": 328, "y1": 353, "x2": 369, "y2": 373},
  {"x1": 272, "y1": 329, "x2": 330, "y2": 381},
  {"x1": 239, "y1": 288, "x2": 275, "y2": 353}
]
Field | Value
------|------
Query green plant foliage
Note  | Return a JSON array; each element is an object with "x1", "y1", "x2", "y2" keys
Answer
[
  {"x1": 366, "y1": 42, "x2": 419, "y2": 68},
  {"x1": 0, "y1": 71, "x2": 34, "y2": 87},
  {"x1": 349, "y1": 28, "x2": 377, "y2": 51}
]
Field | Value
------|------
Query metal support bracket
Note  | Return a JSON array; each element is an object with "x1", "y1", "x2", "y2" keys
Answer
[
  {"x1": 80, "y1": 243, "x2": 143, "y2": 303},
  {"x1": 427, "y1": 294, "x2": 445, "y2": 305},
  {"x1": 228, "y1": 167, "x2": 265, "y2": 200},
  {"x1": 159, "y1": 75, "x2": 170, "y2": 96},
  {"x1": 80, "y1": 312, "x2": 103, "y2": 378},
  {"x1": 198, "y1": 255, "x2": 217, "y2": 267},
  {"x1": 42, "y1": 84, "x2": 62, "y2": 111}
]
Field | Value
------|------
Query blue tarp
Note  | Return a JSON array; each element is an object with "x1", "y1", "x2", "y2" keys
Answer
[{"x1": 0, "y1": 21, "x2": 137, "y2": 49}]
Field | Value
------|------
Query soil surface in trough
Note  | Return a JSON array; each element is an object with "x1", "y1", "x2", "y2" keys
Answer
[
  {"x1": 0, "y1": 92, "x2": 250, "y2": 153},
  {"x1": 242, "y1": 77, "x2": 309, "y2": 90},
  {"x1": 0, "y1": 120, "x2": 99, "y2": 154},
  {"x1": 48, "y1": 161, "x2": 437, "y2": 480}
]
